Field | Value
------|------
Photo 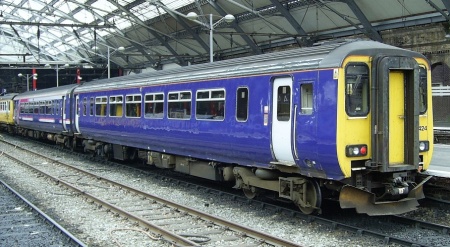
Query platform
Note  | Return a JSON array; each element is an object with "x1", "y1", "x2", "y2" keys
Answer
[{"x1": 424, "y1": 144, "x2": 450, "y2": 178}]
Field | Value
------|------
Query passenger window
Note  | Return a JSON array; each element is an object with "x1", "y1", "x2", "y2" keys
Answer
[
  {"x1": 34, "y1": 102, "x2": 38, "y2": 114},
  {"x1": 345, "y1": 64, "x2": 369, "y2": 116},
  {"x1": 168, "y1": 91, "x2": 191, "y2": 119},
  {"x1": 82, "y1": 98, "x2": 87, "y2": 116},
  {"x1": 39, "y1": 101, "x2": 45, "y2": 114},
  {"x1": 236, "y1": 87, "x2": 248, "y2": 122},
  {"x1": 419, "y1": 67, "x2": 427, "y2": 115},
  {"x1": 95, "y1": 97, "x2": 107, "y2": 116},
  {"x1": 56, "y1": 101, "x2": 60, "y2": 116},
  {"x1": 301, "y1": 83, "x2": 313, "y2": 115},
  {"x1": 89, "y1": 97, "x2": 94, "y2": 116},
  {"x1": 277, "y1": 86, "x2": 291, "y2": 121},
  {"x1": 46, "y1": 101, "x2": 52, "y2": 115},
  {"x1": 109, "y1": 96, "x2": 123, "y2": 117},
  {"x1": 196, "y1": 89, "x2": 225, "y2": 120},
  {"x1": 125, "y1": 95, "x2": 142, "y2": 118},
  {"x1": 144, "y1": 93, "x2": 164, "y2": 119}
]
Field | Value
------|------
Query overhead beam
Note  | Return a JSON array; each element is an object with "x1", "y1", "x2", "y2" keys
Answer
[
  {"x1": 426, "y1": 0, "x2": 450, "y2": 23},
  {"x1": 341, "y1": 0, "x2": 383, "y2": 42},
  {"x1": 0, "y1": 21, "x2": 114, "y2": 28},
  {"x1": 442, "y1": 0, "x2": 450, "y2": 16},
  {"x1": 105, "y1": 0, "x2": 183, "y2": 65},
  {"x1": 154, "y1": 2, "x2": 211, "y2": 54},
  {"x1": 0, "y1": 53, "x2": 32, "y2": 56},
  {"x1": 208, "y1": 0, "x2": 262, "y2": 55}
]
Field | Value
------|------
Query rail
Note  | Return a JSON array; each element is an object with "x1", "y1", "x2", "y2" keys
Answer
[{"x1": 0, "y1": 140, "x2": 302, "y2": 247}]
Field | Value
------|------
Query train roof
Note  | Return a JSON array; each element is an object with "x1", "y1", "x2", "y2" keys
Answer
[
  {"x1": 14, "y1": 84, "x2": 78, "y2": 100},
  {"x1": 0, "y1": 93, "x2": 18, "y2": 101},
  {"x1": 75, "y1": 40, "x2": 427, "y2": 93}
]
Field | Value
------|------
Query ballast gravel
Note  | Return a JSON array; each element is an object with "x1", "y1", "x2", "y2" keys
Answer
[{"x1": 0, "y1": 136, "x2": 449, "y2": 246}]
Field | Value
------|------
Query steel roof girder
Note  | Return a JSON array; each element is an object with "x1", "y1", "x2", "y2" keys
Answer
[
  {"x1": 153, "y1": 2, "x2": 211, "y2": 54},
  {"x1": 208, "y1": 0, "x2": 262, "y2": 55},
  {"x1": 426, "y1": 0, "x2": 450, "y2": 23},
  {"x1": 105, "y1": 0, "x2": 183, "y2": 64},
  {"x1": 339, "y1": 0, "x2": 383, "y2": 42}
]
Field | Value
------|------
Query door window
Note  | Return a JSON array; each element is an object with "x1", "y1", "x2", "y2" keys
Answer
[{"x1": 277, "y1": 86, "x2": 291, "y2": 121}]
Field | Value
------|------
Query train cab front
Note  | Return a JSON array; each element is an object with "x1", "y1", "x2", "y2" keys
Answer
[{"x1": 336, "y1": 53, "x2": 433, "y2": 215}]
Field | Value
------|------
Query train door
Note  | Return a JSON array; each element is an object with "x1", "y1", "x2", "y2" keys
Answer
[
  {"x1": 389, "y1": 71, "x2": 405, "y2": 164},
  {"x1": 271, "y1": 77, "x2": 296, "y2": 165},
  {"x1": 62, "y1": 96, "x2": 68, "y2": 132},
  {"x1": 74, "y1": 94, "x2": 80, "y2": 133},
  {"x1": 372, "y1": 56, "x2": 419, "y2": 171}
]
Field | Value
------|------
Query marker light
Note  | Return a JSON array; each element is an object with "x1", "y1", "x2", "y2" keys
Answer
[
  {"x1": 418, "y1": 141, "x2": 429, "y2": 152},
  {"x1": 360, "y1": 146, "x2": 367, "y2": 155},
  {"x1": 346, "y1": 144, "x2": 368, "y2": 157},
  {"x1": 419, "y1": 142, "x2": 425, "y2": 151}
]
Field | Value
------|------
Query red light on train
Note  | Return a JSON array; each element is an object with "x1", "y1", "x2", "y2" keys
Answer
[{"x1": 360, "y1": 146, "x2": 367, "y2": 155}]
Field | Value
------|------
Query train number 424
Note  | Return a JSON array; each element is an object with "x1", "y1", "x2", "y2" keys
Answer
[{"x1": 419, "y1": 126, "x2": 427, "y2": 131}]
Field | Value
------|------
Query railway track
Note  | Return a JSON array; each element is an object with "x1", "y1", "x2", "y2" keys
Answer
[
  {"x1": 423, "y1": 176, "x2": 450, "y2": 204},
  {"x1": 0, "y1": 179, "x2": 85, "y2": 247},
  {"x1": 0, "y1": 139, "x2": 301, "y2": 247},
  {"x1": 2, "y1": 136, "x2": 450, "y2": 246}
]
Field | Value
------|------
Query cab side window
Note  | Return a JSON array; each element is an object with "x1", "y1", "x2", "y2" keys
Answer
[
  {"x1": 345, "y1": 64, "x2": 369, "y2": 116},
  {"x1": 419, "y1": 67, "x2": 428, "y2": 115}
]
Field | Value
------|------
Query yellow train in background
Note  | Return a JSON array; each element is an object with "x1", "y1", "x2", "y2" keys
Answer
[{"x1": 0, "y1": 93, "x2": 17, "y2": 133}]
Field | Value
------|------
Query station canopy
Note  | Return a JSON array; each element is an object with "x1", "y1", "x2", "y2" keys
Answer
[{"x1": 0, "y1": 0, "x2": 449, "y2": 69}]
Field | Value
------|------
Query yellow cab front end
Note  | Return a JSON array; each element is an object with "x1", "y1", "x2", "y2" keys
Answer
[
  {"x1": 335, "y1": 54, "x2": 433, "y2": 215},
  {"x1": 0, "y1": 94, "x2": 17, "y2": 133}
]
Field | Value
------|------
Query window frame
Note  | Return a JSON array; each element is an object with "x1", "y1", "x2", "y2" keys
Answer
[
  {"x1": 109, "y1": 95, "x2": 124, "y2": 117},
  {"x1": 195, "y1": 89, "x2": 225, "y2": 121},
  {"x1": 345, "y1": 63, "x2": 370, "y2": 117},
  {"x1": 95, "y1": 96, "x2": 108, "y2": 117},
  {"x1": 419, "y1": 66, "x2": 428, "y2": 115},
  {"x1": 144, "y1": 93, "x2": 164, "y2": 119},
  {"x1": 236, "y1": 87, "x2": 249, "y2": 122},
  {"x1": 125, "y1": 94, "x2": 142, "y2": 118},
  {"x1": 300, "y1": 83, "x2": 313, "y2": 115},
  {"x1": 167, "y1": 91, "x2": 192, "y2": 120}
]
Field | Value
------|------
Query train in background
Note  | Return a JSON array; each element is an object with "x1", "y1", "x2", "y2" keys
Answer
[{"x1": 0, "y1": 40, "x2": 434, "y2": 215}]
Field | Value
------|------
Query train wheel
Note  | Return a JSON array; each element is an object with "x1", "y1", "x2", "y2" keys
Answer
[
  {"x1": 297, "y1": 179, "x2": 322, "y2": 215},
  {"x1": 243, "y1": 186, "x2": 259, "y2": 199}
]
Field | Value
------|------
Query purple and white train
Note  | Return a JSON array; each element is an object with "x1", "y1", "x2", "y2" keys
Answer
[{"x1": 2, "y1": 40, "x2": 434, "y2": 215}]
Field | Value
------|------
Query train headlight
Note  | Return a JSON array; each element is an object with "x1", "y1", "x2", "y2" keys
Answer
[
  {"x1": 419, "y1": 141, "x2": 429, "y2": 152},
  {"x1": 346, "y1": 144, "x2": 368, "y2": 157}
]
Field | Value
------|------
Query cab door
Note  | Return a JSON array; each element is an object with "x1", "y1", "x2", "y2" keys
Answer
[
  {"x1": 372, "y1": 56, "x2": 419, "y2": 171},
  {"x1": 389, "y1": 71, "x2": 405, "y2": 164},
  {"x1": 271, "y1": 77, "x2": 296, "y2": 165}
]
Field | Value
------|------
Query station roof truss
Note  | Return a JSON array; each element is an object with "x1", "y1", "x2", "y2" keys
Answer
[{"x1": 0, "y1": 0, "x2": 449, "y2": 70}]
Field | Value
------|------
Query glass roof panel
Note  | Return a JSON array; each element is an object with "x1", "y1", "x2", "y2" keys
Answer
[
  {"x1": 117, "y1": 0, "x2": 133, "y2": 5},
  {"x1": 73, "y1": 9, "x2": 96, "y2": 24},
  {"x1": 91, "y1": 0, "x2": 118, "y2": 14},
  {"x1": 0, "y1": 0, "x2": 196, "y2": 64},
  {"x1": 15, "y1": 9, "x2": 33, "y2": 20},
  {"x1": 131, "y1": 2, "x2": 162, "y2": 21},
  {"x1": 165, "y1": 0, "x2": 195, "y2": 10},
  {"x1": 56, "y1": 1, "x2": 79, "y2": 15}
]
